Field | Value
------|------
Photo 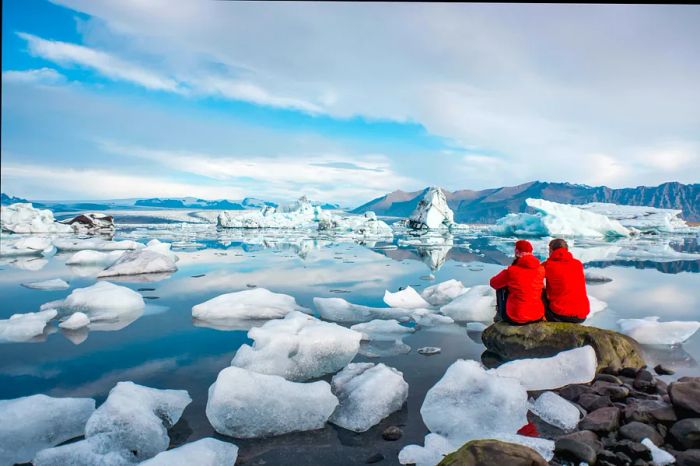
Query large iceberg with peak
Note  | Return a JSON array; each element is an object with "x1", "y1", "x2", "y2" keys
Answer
[
  {"x1": 493, "y1": 198, "x2": 630, "y2": 238},
  {"x1": 206, "y1": 366, "x2": 338, "y2": 438},
  {"x1": 193, "y1": 288, "x2": 308, "y2": 321},
  {"x1": 407, "y1": 187, "x2": 454, "y2": 230},
  {"x1": 0, "y1": 203, "x2": 73, "y2": 234},
  {"x1": 578, "y1": 202, "x2": 691, "y2": 233},
  {"x1": 618, "y1": 316, "x2": 700, "y2": 345},
  {"x1": 218, "y1": 196, "x2": 322, "y2": 229}
]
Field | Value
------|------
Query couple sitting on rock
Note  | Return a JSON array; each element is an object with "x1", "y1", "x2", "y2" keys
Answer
[{"x1": 490, "y1": 238, "x2": 590, "y2": 325}]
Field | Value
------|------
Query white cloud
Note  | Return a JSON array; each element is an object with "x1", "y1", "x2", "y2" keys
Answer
[{"x1": 1, "y1": 67, "x2": 65, "y2": 84}]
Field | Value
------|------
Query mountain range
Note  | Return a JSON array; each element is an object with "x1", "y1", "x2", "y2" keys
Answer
[{"x1": 352, "y1": 181, "x2": 700, "y2": 222}]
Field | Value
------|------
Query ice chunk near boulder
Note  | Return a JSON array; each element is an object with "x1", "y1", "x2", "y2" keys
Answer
[
  {"x1": 618, "y1": 317, "x2": 700, "y2": 345},
  {"x1": 206, "y1": 366, "x2": 338, "y2": 438},
  {"x1": 351, "y1": 319, "x2": 414, "y2": 341},
  {"x1": 0, "y1": 203, "x2": 72, "y2": 233},
  {"x1": 384, "y1": 286, "x2": 431, "y2": 309},
  {"x1": 21, "y1": 278, "x2": 69, "y2": 290},
  {"x1": 529, "y1": 391, "x2": 580, "y2": 431},
  {"x1": 411, "y1": 308, "x2": 454, "y2": 326},
  {"x1": 97, "y1": 249, "x2": 177, "y2": 278},
  {"x1": 61, "y1": 213, "x2": 115, "y2": 234},
  {"x1": 399, "y1": 433, "x2": 455, "y2": 466},
  {"x1": 641, "y1": 438, "x2": 675, "y2": 466},
  {"x1": 54, "y1": 238, "x2": 143, "y2": 251},
  {"x1": 329, "y1": 363, "x2": 408, "y2": 432},
  {"x1": 579, "y1": 202, "x2": 690, "y2": 233},
  {"x1": 318, "y1": 211, "x2": 393, "y2": 238},
  {"x1": 65, "y1": 249, "x2": 125, "y2": 266},
  {"x1": 42, "y1": 281, "x2": 145, "y2": 323},
  {"x1": 0, "y1": 309, "x2": 57, "y2": 342},
  {"x1": 139, "y1": 438, "x2": 238, "y2": 466},
  {"x1": 193, "y1": 288, "x2": 308, "y2": 321},
  {"x1": 407, "y1": 187, "x2": 454, "y2": 230},
  {"x1": 0, "y1": 394, "x2": 95, "y2": 465},
  {"x1": 585, "y1": 270, "x2": 613, "y2": 284},
  {"x1": 0, "y1": 235, "x2": 53, "y2": 256},
  {"x1": 59, "y1": 312, "x2": 90, "y2": 330},
  {"x1": 421, "y1": 279, "x2": 468, "y2": 306},
  {"x1": 231, "y1": 311, "x2": 362, "y2": 381},
  {"x1": 466, "y1": 322, "x2": 488, "y2": 332},
  {"x1": 440, "y1": 285, "x2": 496, "y2": 322},
  {"x1": 587, "y1": 295, "x2": 608, "y2": 318},
  {"x1": 490, "y1": 346, "x2": 597, "y2": 391},
  {"x1": 313, "y1": 297, "x2": 414, "y2": 323}
]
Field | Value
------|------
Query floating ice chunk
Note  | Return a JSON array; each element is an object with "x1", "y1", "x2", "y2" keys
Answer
[
  {"x1": 0, "y1": 235, "x2": 53, "y2": 256},
  {"x1": 59, "y1": 312, "x2": 90, "y2": 330},
  {"x1": 359, "y1": 340, "x2": 411, "y2": 358},
  {"x1": 351, "y1": 319, "x2": 414, "y2": 341},
  {"x1": 313, "y1": 297, "x2": 414, "y2": 323},
  {"x1": 384, "y1": 286, "x2": 431, "y2": 309},
  {"x1": 0, "y1": 203, "x2": 72, "y2": 234},
  {"x1": 65, "y1": 250, "x2": 125, "y2": 267},
  {"x1": 318, "y1": 211, "x2": 393, "y2": 238},
  {"x1": 193, "y1": 288, "x2": 308, "y2": 321},
  {"x1": 144, "y1": 239, "x2": 178, "y2": 262},
  {"x1": 408, "y1": 187, "x2": 454, "y2": 230},
  {"x1": 22, "y1": 278, "x2": 69, "y2": 290},
  {"x1": 490, "y1": 346, "x2": 597, "y2": 391},
  {"x1": 641, "y1": 438, "x2": 675, "y2": 465},
  {"x1": 579, "y1": 202, "x2": 690, "y2": 233},
  {"x1": 218, "y1": 196, "x2": 321, "y2": 229},
  {"x1": 618, "y1": 316, "x2": 700, "y2": 345},
  {"x1": 421, "y1": 279, "x2": 468, "y2": 306},
  {"x1": 587, "y1": 295, "x2": 608, "y2": 317},
  {"x1": 0, "y1": 309, "x2": 57, "y2": 342},
  {"x1": 34, "y1": 433, "x2": 132, "y2": 466},
  {"x1": 206, "y1": 366, "x2": 338, "y2": 438},
  {"x1": 54, "y1": 238, "x2": 143, "y2": 251},
  {"x1": 411, "y1": 308, "x2": 454, "y2": 326},
  {"x1": 0, "y1": 394, "x2": 95, "y2": 465},
  {"x1": 43, "y1": 281, "x2": 145, "y2": 323},
  {"x1": 231, "y1": 311, "x2": 362, "y2": 381},
  {"x1": 584, "y1": 271, "x2": 613, "y2": 284},
  {"x1": 417, "y1": 346, "x2": 442, "y2": 355},
  {"x1": 399, "y1": 433, "x2": 454, "y2": 466},
  {"x1": 492, "y1": 198, "x2": 630, "y2": 238},
  {"x1": 139, "y1": 438, "x2": 239, "y2": 466},
  {"x1": 440, "y1": 285, "x2": 496, "y2": 322},
  {"x1": 97, "y1": 249, "x2": 177, "y2": 277},
  {"x1": 329, "y1": 363, "x2": 408, "y2": 432},
  {"x1": 530, "y1": 391, "x2": 580, "y2": 431}
]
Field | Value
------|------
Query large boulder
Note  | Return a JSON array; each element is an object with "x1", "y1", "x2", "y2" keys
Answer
[
  {"x1": 438, "y1": 439, "x2": 548, "y2": 466},
  {"x1": 481, "y1": 322, "x2": 645, "y2": 372}
]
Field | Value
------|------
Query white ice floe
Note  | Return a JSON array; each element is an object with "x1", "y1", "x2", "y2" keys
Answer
[
  {"x1": 318, "y1": 211, "x2": 393, "y2": 238},
  {"x1": 193, "y1": 288, "x2": 308, "y2": 321},
  {"x1": 641, "y1": 438, "x2": 675, "y2": 465},
  {"x1": 21, "y1": 278, "x2": 69, "y2": 290},
  {"x1": 59, "y1": 312, "x2": 90, "y2": 330},
  {"x1": 42, "y1": 281, "x2": 145, "y2": 323},
  {"x1": 60, "y1": 213, "x2": 115, "y2": 235},
  {"x1": 417, "y1": 347, "x2": 442, "y2": 355},
  {"x1": 350, "y1": 319, "x2": 414, "y2": 341},
  {"x1": 492, "y1": 198, "x2": 631, "y2": 238},
  {"x1": 0, "y1": 394, "x2": 95, "y2": 465},
  {"x1": 35, "y1": 382, "x2": 190, "y2": 465},
  {"x1": 65, "y1": 249, "x2": 125, "y2": 266},
  {"x1": 410, "y1": 309, "x2": 454, "y2": 327},
  {"x1": 0, "y1": 309, "x2": 57, "y2": 342},
  {"x1": 407, "y1": 187, "x2": 454, "y2": 230},
  {"x1": 231, "y1": 311, "x2": 362, "y2": 381},
  {"x1": 54, "y1": 238, "x2": 143, "y2": 251},
  {"x1": 618, "y1": 317, "x2": 700, "y2": 345},
  {"x1": 218, "y1": 196, "x2": 321, "y2": 229},
  {"x1": 530, "y1": 391, "x2": 580, "y2": 431},
  {"x1": 588, "y1": 295, "x2": 608, "y2": 317},
  {"x1": 206, "y1": 366, "x2": 338, "y2": 438},
  {"x1": 139, "y1": 438, "x2": 239, "y2": 466},
  {"x1": 0, "y1": 203, "x2": 72, "y2": 234},
  {"x1": 329, "y1": 363, "x2": 408, "y2": 432},
  {"x1": 579, "y1": 202, "x2": 691, "y2": 233},
  {"x1": 384, "y1": 286, "x2": 431, "y2": 309},
  {"x1": 313, "y1": 297, "x2": 414, "y2": 323},
  {"x1": 97, "y1": 249, "x2": 177, "y2": 278},
  {"x1": 440, "y1": 285, "x2": 496, "y2": 322},
  {"x1": 584, "y1": 270, "x2": 613, "y2": 283},
  {"x1": 421, "y1": 279, "x2": 468, "y2": 306},
  {"x1": 490, "y1": 346, "x2": 597, "y2": 391},
  {"x1": 144, "y1": 239, "x2": 178, "y2": 261},
  {"x1": 0, "y1": 235, "x2": 53, "y2": 256}
]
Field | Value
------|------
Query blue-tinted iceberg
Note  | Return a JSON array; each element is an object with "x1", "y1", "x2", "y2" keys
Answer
[{"x1": 618, "y1": 316, "x2": 700, "y2": 345}]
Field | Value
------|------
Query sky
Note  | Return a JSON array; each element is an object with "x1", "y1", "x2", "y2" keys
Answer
[{"x1": 1, "y1": 1, "x2": 699, "y2": 206}]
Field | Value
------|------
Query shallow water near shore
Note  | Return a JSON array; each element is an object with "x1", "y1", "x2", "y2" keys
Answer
[{"x1": 1, "y1": 217, "x2": 699, "y2": 465}]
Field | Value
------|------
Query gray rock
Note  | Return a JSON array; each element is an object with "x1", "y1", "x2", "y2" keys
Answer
[
  {"x1": 593, "y1": 381, "x2": 631, "y2": 401},
  {"x1": 557, "y1": 430, "x2": 603, "y2": 453},
  {"x1": 671, "y1": 418, "x2": 700, "y2": 450},
  {"x1": 669, "y1": 380, "x2": 700, "y2": 416},
  {"x1": 674, "y1": 448, "x2": 700, "y2": 466},
  {"x1": 579, "y1": 393, "x2": 613, "y2": 412},
  {"x1": 624, "y1": 399, "x2": 677, "y2": 424},
  {"x1": 654, "y1": 364, "x2": 675, "y2": 376},
  {"x1": 596, "y1": 374, "x2": 624, "y2": 385},
  {"x1": 579, "y1": 407, "x2": 621, "y2": 433},
  {"x1": 381, "y1": 425, "x2": 402, "y2": 441},
  {"x1": 558, "y1": 384, "x2": 591, "y2": 402},
  {"x1": 555, "y1": 438, "x2": 597, "y2": 465},
  {"x1": 619, "y1": 421, "x2": 664, "y2": 446}
]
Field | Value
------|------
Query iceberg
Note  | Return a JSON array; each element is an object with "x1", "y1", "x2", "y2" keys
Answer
[
  {"x1": 143, "y1": 239, "x2": 178, "y2": 262},
  {"x1": 0, "y1": 394, "x2": 95, "y2": 465},
  {"x1": 54, "y1": 238, "x2": 143, "y2": 251},
  {"x1": 407, "y1": 187, "x2": 454, "y2": 230},
  {"x1": 489, "y1": 346, "x2": 597, "y2": 390},
  {"x1": 218, "y1": 196, "x2": 321, "y2": 229},
  {"x1": 398, "y1": 433, "x2": 454, "y2": 466},
  {"x1": 0, "y1": 203, "x2": 72, "y2": 234},
  {"x1": 529, "y1": 391, "x2": 580, "y2": 431},
  {"x1": 139, "y1": 438, "x2": 239, "y2": 466},
  {"x1": 329, "y1": 363, "x2": 408, "y2": 432},
  {"x1": 0, "y1": 235, "x2": 53, "y2": 256},
  {"x1": 59, "y1": 312, "x2": 90, "y2": 330},
  {"x1": 492, "y1": 198, "x2": 631, "y2": 238},
  {"x1": 42, "y1": 281, "x2": 145, "y2": 323},
  {"x1": 65, "y1": 250, "x2": 125, "y2": 266},
  {"x1": 618, "y1": 316, "x2": 700, "y2": 345},
  {"x1": 350, "y1": 319, "x2": 415, "y2": 341},
  {"x1": 97, "y1": 249, "x2": 177, "y2": 278},
  {"x1": 410, "y1": 308, "x2": 454, "y2": 326},
  {"x1": 421, "y1": 279, "x2": 468, "y2": 306},
  {"x1": 318, "y1": 211, "x2": 393, "y2": 238},
  {"x1": 384, "y1": 286, "x2": 431, "y2": 309},
  {"x1": 193, "y1": 288, "x2": 308, "y2": 321},
  {"x1": 231, "y1": 311, "x2": 362, "y2": 381},
  {"x1": 206, "y1": 366, "x2": 338, "y2": 438},
  {"x1": 21, "y1": 278, "x2": 70, "y2": 290},
  {"x1": 60, "y1": 213, "x2": 115, "y2": 235},
  {"x1": 313, "y1": 297, "x2": 414, "y2": 323},
  {"x1": 579, "y1": 202, "x2": 691, "y2": 233},
  {"x1": 439, "y1": 285, "x2": 496, "y2": 322},
  {"x1": 0, "y1": 309, "x2": 57, "y2": 342},
  {"x1": 359, "y1": 339, "x2": 412, "y2": 358}
]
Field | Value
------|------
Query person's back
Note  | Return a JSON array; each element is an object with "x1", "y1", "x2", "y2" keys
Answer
[{"x1": 543, "y1": 238, "x2": 589, "y2": 323}]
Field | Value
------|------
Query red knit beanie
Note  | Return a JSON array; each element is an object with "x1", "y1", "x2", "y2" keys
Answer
[{"x1": 515, "y1": 239, "x2": 533, "y2": 254}]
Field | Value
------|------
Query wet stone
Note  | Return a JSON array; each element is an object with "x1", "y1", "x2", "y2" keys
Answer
[
  {"x1": 555, "y1": 438, "x2": 597, "y2": 464},
  {"x1": 558, "y1": 430, "x2": 603, "y2": 453},
  {"x1": 579, "y1": 407, "x2": 621, "y2": 433},
  {"x1": 670, "y1": 418, "x2": 700, "y2": 450},
  {"x1": 593, "y1": 381, "x2": 631, "y2": 401},
  {"x1": 381, "y1": 426, "x2": 402, "y2": 441},
  {"x1": 669, "y1": 380, "x2": 700, "y2": 416},
  {"x1": 579, "y1": 393, "x2": 613, "y2": 412},
  {"x1": 654, "y1": 365, "x2": 675, "y2": 376},
  {"x1": 619, "y1": 421, "x2": 664, "y2": 446},
  {"x1": 558, "y1": 384, "x2": 591, "y2": 402}
]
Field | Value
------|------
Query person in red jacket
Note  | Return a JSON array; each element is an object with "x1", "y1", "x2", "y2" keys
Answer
[
  {"x1": 542, "y1": 238, "x2": 590, "y2": 323},
  {"x1": 489, "y1": 239, "x2": 545, "y2": 324}
]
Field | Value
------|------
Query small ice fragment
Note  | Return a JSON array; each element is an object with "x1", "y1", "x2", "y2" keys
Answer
[
  {"x1": 42, "y1": 281, "x2": 145, "y2": 323},
  {"x1": 350, "y1": 319, "x2": 414, "y2": 341},
  {"x1": 21, "y1": 278, "x2": 69, "y2": 290},
  {"x1": 411, "y1": 309, "x2": 454, "y2": 326},
  {"x1": 584, "y1": 271, "x2": 613, "y2": 284},
  {"x1": 54, "y1": 238, "x2": 143, "y2": 251},
  {"x1": 618, "y1": 317, "x2": 700, "y2": 345},
  {"x1": 65, "y1": 250, "x2": 125, "y2": 266},
  {"x1": 384, "y1": 286, "x2": 431, "y2": 309},
  {"x1": 530, "y1": 391, "x2": 580, "y2": 431},
  {"x1": 59, "y1": 312, "x2": 90, "y2": 330},
  {"x1": 465, "y1": 322, "x2": 487, "y2": 332},
  {"x1": 98, "y1": 249, "x2": 177, "y2": 277},
  {"x1": 313, "y1": 297, "x2": 414, "y2": 323},
  {"x1": 417, "y1": 347, "x2": 441, "y2": 355},
  {"x1": 0, "y1": 309, "x2": 57, "y2": 342},
  {"x1": 588, "y1": 295, "x2": 608, "y2": 317},
  {"x1": 641, "y1": 438, "x2": 675, "y2": 465},
  {"x1": 139, "y1": 438, "x2": 238, "y2": 466}
]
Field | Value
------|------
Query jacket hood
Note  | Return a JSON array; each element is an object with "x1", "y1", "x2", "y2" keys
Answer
[
  {"x1": 515, "y1": 254, "x2": 541, "y2": 269},
  {"x1": 549, "y1": 248, "x2": 573, "y2": 261}
]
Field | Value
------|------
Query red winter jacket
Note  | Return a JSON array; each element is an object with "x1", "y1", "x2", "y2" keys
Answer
[
  {"x1": 543, "y1": 248, "x2": 590, "y2": 320},
  {"x1": 490, "y1": 254, "x2": 545, "y2": 324}
]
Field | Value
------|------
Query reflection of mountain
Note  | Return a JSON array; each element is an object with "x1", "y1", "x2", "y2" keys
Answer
[
  {"x1": 586, "y1": 260, "x2": 700, "y2": 274},
  {"x1": 376, "y1": 245, "x2": 509, "y2": 270}
]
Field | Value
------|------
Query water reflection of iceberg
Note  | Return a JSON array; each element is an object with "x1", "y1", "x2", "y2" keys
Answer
[
  {"x1": 640, "y1": 344, "x2": 698, "y2": 371},
  {"x1": 358, "y1": 339, "x2": 411, "y2": 358},
  {"x1": 85, "y1": 307, "x2": 144, "y2": 332},
  {"x1": 192, "y1": 317, "x2": 268, "y2": 332},
  {"x1": 98, "y1": 272, "x2": 174, "y2": 283}
]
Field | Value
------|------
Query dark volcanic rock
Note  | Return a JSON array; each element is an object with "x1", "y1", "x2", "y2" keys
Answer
[
  {"x1": 437, "y1": 439, "x2": 548, "y2": 466},
  {"x1": 634, "y1": 370, "x2": 656, "y2": 393},
  {"x1": 593, "y1": 381, "x2": 631, "y2": 401},
  {"x1": 671, "y1": 419, "x2": 700, "y2": 450},
  {"x1": 381, "y1": 426, "x2": 402, "y2": 441},
  {"x1": 555, "y1": 438, "x2": 597, "y2": 464},
  {"x1": 558, "y1": 384, "x2": 592, "y2": 402},
  {"x1": 578, "y1": 393, "x2": 613, "y2": 412},
  {"x1": 558, "y1": 430, "x2": 603, "y2": 453},
  {"x1": 674, "y1": 449, "x2": 700, "y2": 466},
  {"x1": 624, "y1": 399, "x2": 677, "y2": 424},
  {"x1": 579, "y1": 407, "x2": 621, "y2": 433},
  {"x1": 619, "y1": 421, "x2": 664, "y2": 446},
  {"x1": 669, "y1": 379, "x2": 700, "y2": 416},
  {"x1": 654, "y1": 364, "x2": 675, "y2": 376},
  {"x1": 481, "y1": 322, "x2": 645, "y2": 372}
]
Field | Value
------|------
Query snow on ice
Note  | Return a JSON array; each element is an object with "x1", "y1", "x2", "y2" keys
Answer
[
  {"x1": 618, "y1": 317, "x2": 700, "y2": 345},
  {"x1": 578, "y1": 203, "x2": 691, "y2": 233}
]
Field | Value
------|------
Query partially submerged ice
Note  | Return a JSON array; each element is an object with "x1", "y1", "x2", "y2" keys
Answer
[
  {"x1": 440, "y1": 285, "x2": 496, "y2": 322},
  {"x1": 59, "y1": 312, "x2": 90, "y2": 330},
  {"x1": 530, "y1": 391, "x2": 580, "y2": 431},
  {"x1": 383, "y1": 286, "x2": 431, "y2": 309},
  {"x1": 53, "y1": 238, "x2": 143, "y2": 252},
  {"x1": 578, "y1": 202, "x2": 691, "y2": 233},
  {"x1": 0, "y1": 309, "x2": 57, "y2": 342},
  {"x1": 407, "y1": 187, "x2": 454, "y2": 230},
  {"x1": 97, "y1": 249, "x2": 177, "y2": 278},
  {"x1": 193, "y1": 288, "x2": 308, "y2": 321},
  {"x1": 350, "y1": 319, "x2": 414, "y2": 341},
  {"x1": 65, "y1": 250, "x2": 125, "y2": 266},
  {"x1": 0, "y1": 203, "x2": 72, "y2": 234},
  {"x1": 318, "y1": 211, "x2": 393, "y2": 238},
  {"x1": 0, "y1": 394, "x2": 95, "y2": 465},
  {"x1": 492, "y1": 198, "x2": 631, "y2": 238},
  {"x1": 139, "y1": 438, "x2": 239, "y2": 466},
  {"x1": 42, "y1": 281, "x2": 145, "y2": 323},
  {"x1": 313, "y1": 297, "x2": 414, "y2": 323},
  {"x1": 231, "y1": 311, "x2": 362, "y2": 381},
  {"x1": 618, "y1": 316, "x2": 700, "y2": 345},
  {"x1": 329, "y1": 363, "x2": 408, "y2": 432},
  {"x1": 421, "y1": 279, "x2": 468, "y2": 306},
  {"x1": 206, "y1": 366, "x2": 338, "y2": 438},
  {"x1": 490, "y1": 346, "x2": 597, "y2": 391},
  {"x1": 21, "y1": 278, "x2": 69, "y2": 290},
  {"x1": 0, "y1": 236, "x2": 53, "y2": 256},
  {"x1": 218, "y1": 196, "x2": 321, "y2": 229}
]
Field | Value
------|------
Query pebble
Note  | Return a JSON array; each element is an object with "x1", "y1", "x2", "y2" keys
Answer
[
  {"x1": 654, "y1": 364, "x2": 675, "y2": 376},
  {"x1": 381, "y1": 426, "x2": 402, "y2": 441}
]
